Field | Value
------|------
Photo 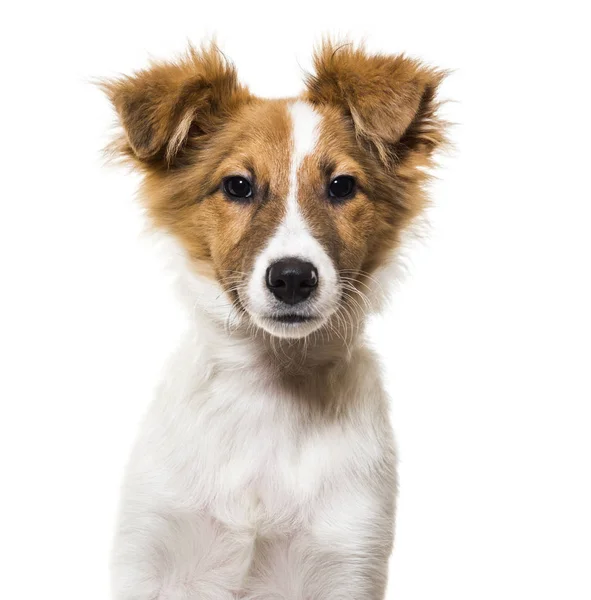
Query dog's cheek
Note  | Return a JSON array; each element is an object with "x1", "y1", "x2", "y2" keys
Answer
[
  {"x1": 203, "y1": 200, "x2": 248, "y2": 280},
  {"x1": 331, "y1": 194, "x2": 376, "y2": 274},
  {"x1": 209, "y1": 200, "x2": 279, "y2": 292}
]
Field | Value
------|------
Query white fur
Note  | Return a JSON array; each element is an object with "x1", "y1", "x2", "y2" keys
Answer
[
  {"x1": 111, "y1": 233, "x2": 397, "y2": 599},
  {"x1": 244, "y1": 101, "x2": 340, "y2": 339}
]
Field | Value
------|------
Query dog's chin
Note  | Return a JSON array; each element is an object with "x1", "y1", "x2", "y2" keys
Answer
[{"x1": 250, "y1": 313, "x2": 328, "y2": 339}]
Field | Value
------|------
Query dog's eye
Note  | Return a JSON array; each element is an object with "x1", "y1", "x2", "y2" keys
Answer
[
  {"x1": 223, "y1": 176, "x2": 253, "y2": 200},
  {"x1": 328, "y1": 176, "x2": 356, "y2": 201}
]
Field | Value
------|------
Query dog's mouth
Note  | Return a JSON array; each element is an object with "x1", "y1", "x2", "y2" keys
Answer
[
  {"x1": 270, "y1": 314, "x2": 317, "y2": 324},
  {"x1": 253, "y1": 312, "x2": 326, "y2": 339},
  {"x1": 237, "y1": 307, "x2": 334, "y2": 338}
]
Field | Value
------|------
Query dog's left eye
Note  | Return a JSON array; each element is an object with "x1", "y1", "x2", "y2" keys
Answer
[
  {"x1": 223, "y1": 176, "x2": 253, "y2": 200},
  {"x1": 328, "y1": 176, "x2": 356, "y2": 200}
]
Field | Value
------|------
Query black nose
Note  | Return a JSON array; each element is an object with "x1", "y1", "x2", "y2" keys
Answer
[{"x1": 266, "y1": 259, "x2": 318, "y2": 305}]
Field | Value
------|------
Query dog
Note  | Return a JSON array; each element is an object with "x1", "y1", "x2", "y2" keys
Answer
[{"x1": 102, "y1": 40, "x2": 446, "y2": 600}]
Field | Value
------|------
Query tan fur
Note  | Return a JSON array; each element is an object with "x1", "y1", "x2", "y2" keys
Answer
[{"x1": 305, "y1": 42, "x2": 447, "y2": 274}]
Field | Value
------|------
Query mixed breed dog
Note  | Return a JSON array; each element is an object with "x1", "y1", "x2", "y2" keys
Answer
[{"x1": 103, "y1": 40, "x2": 446, "y2": 599}]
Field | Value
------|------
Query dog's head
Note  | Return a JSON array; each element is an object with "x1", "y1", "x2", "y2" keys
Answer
[{"x1": 103, "y1": 43, "x2": 445, "y2": 339}]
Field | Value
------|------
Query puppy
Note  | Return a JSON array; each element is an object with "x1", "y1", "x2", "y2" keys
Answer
[{"x1": 103, "y1": 41, "x2": 445, "y2": 600}]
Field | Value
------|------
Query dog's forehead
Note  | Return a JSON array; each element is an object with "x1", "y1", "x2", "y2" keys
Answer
[
  {"x1": 289, "y1": 100, "x2": 322, "y2": 157},
  {"x1": 227, "y1": 99, "x2": 330, "y2": 174},
  {"x1": 233, "y1": 100, "x2": 361, "y2": 181}
]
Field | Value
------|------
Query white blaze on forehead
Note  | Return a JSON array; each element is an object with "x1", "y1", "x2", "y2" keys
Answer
[
  {"x1": 287, "y1": 101, "x2": 321, "y2": 220},
  {"x1": 289, "y1": 101, "x2": 322, "y2": 170}
]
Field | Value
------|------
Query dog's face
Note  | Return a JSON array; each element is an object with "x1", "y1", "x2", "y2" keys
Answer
[{"x1": 104, "y1": 44, "x2": 444, "y2": 339}]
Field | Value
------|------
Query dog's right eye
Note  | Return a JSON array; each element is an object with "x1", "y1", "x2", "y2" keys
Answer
[{"x1": 223, "y1": 176, "x2": 253, "y2": 200}]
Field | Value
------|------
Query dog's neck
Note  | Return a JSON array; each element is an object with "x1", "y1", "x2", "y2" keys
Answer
[{"x1": 184, "y1": 307, "x2": 369, "y2": 416}]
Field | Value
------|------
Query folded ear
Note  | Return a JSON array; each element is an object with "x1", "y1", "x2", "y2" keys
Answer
[
  {"x1": 101, "y1": 44, "x2": 250, "y2": 167},
  {"x1": 305, "y1": 42, "x2": 446, "y2": 164}
]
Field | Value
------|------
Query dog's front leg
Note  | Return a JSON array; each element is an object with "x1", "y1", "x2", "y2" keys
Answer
[
  {"x1": 309, "y1": 502, "x2": 394, "y2": 600},
  {"x1": 111, "y1": 507, "x2": 254, "y2": 600},
  {"x1": 241, "y1": 484, "x2": 395, "y2": 599}
]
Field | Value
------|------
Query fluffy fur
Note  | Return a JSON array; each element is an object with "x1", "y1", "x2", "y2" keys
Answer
[{"x1": 102, "y1": 41, "x2": 446, "y2": 599}]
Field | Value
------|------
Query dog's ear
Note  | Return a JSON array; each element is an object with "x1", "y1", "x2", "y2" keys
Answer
[
  {"x1": 101, "y1": 44, "x2": 250, "y2": 167},
  {"x1": 305, "y1": 42, "x2": 446, "y2": 164}
]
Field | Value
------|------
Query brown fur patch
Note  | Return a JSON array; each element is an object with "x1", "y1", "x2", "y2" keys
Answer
[
  {"x1": 142, "y1": 98, "x2": 294, "y2": 293},
  {"x1": 303, "y1": 41, "x2": 447, "y2": 276}
]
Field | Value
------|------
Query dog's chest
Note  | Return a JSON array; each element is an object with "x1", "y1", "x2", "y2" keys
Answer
[{"x1": 160, "y1": 370, "x2": 378, "y2": 532}]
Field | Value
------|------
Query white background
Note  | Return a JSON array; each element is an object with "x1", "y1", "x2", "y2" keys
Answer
[{"x1": 1, "y1": 1, "x2": 590, "y2": 598}]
